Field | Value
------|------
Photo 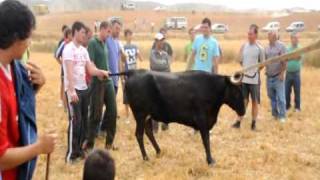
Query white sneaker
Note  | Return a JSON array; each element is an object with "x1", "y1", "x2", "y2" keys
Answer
[
  {"x1": 294, "y1": 109, "x2": 301, "y2": 113},
  {"x1": 279, "y1": 118, "x2": 286, "y2": 123}
]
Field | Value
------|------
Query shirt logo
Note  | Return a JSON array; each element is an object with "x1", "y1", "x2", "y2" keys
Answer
[{"x1": 200, "y1": 44, "x2": 208, "y2": 62}]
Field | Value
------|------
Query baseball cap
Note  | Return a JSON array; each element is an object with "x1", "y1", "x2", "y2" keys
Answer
[{"x1": 154, "y1": 33, "x2": 165, "y2": 41}]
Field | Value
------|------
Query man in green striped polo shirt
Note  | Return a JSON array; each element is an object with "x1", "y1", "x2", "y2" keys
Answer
[{"x1": 285, "y1": 32, "x2": 303, "y2": 112}]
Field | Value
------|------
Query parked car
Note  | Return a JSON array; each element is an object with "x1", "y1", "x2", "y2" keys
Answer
[
  {"x1": 165, "y1": 17, "x2": 188, "y2": 30},
  {"x1": 262, "y1": 21, "x2": 280, "y2": 32},
  {"x1": 121, "y1": 0, "x2": 136, "y2": 11},
  {"x1": 193, "y1": 24, "x2": 202, "y2": 32},
  {"x1": 32, "y1": 4, "x2": 49, "y2": 15},
  {"x1": 193, "y1": 23, "x2": 229, "y2": 33},
  {"x1": 108, "y1": 16, "x2": 123, "y2": 24},
  {"x1": 154, "y1": 6, "x2": 167, "y2": 12},
  {"x1": 286, "y1": 21, "x2": 305, "y2": 32},
  {"x1": 212, "y1": 23, "x2": 229, "y2": 33}
]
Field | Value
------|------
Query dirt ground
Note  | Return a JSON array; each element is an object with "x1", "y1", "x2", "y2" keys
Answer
[{"x1": 29, "y1": 52, "x2": 320, "y2": 180}]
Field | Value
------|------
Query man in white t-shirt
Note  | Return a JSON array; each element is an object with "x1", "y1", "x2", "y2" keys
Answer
[
  {"x1": 63, "y1": 21, "x2": 109, "y2": 163},
  {"x1": 232, "y1": 24, "x2": 265, "y2": 131}
]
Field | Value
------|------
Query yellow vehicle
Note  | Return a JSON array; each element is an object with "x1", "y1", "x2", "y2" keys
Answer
[{"x1": 32, "y1": 4, "x2": 49, "y2": 15}]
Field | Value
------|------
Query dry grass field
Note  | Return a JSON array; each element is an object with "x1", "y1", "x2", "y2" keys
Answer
[
  {"x1": 26, "y1": 9, "x2": 320, "y2": 180},
  {"x1": 31, "y1": 53, "x2": 320, "y2": 180}
]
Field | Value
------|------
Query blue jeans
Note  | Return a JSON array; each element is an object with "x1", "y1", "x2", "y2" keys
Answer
[
  {"x1": 267, "y1": 77, "x2": 286, "y2": 118},
  {"x1": 285, "y1": 71, "x2": 301, "y2": 110}
]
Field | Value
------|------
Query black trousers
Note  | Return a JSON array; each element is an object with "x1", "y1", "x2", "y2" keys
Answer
[
  {"x1": 65, "y1": 89, "x2": 89, "y2": 162},
  {"x1": 87, "y1": 80, "x2": 117, "y2": 148}
]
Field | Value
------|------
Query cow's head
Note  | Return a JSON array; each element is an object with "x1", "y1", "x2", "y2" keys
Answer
[{"x1": 223, "y1": 76, "x2": 246, "y2": 116}]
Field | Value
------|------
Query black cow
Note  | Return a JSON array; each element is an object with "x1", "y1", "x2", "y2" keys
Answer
[{"x1": 112, "y1": 69, "x2": 245, "y2": 165}]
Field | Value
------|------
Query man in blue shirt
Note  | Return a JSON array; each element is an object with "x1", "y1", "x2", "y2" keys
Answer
[
  {"x1": 106, "y1": 19, "x2": 122, "y2": 94},
  {"x1": 188, "y1": 18, "x2": 220, "y2": 73}
]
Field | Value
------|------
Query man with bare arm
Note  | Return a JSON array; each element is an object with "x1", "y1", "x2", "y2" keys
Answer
[{"x1": 63, "y1": 21, "x2": 109, "y2": 163}]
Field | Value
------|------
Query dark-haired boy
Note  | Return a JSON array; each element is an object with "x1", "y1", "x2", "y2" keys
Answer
[
  {"x1": 63, "y1": 21, "x2": 110, "y2": 163},
  {"x1": 121, "y1": 29, "x2": 142, "y2": 123},
  {"x1": 55, "y1": 28, "x2": 72, "y2": 108},
  {"x1": 83, "y1": 149, "x2": 115, "y2": 180},
  {"x1": 0, "y1": 1, "x2": 57, "y2": 179},
  {"x1": 188, "y1": 18, "x2": 220, "y2": 73}
]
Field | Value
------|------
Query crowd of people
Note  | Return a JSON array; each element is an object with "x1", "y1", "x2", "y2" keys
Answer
[{"x1": 0, "y1": 0, "x2": 304, "y2": 179}]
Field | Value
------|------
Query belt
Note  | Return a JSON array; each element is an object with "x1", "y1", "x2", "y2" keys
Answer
[
  {"x1": 286, "y1": 70, "x2": 300, "y2": 74},
  {"x1": 266, "y1": 72, "x2": 280, "y2": 78}
]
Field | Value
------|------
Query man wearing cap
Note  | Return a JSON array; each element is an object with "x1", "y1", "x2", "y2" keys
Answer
[
  {"x1": 152, "y1": 27, "x2": 173, "y2": 58},
  {"x1": 265, "y1": 31, "x2": 287, "y2": 123},
  {"x1": 150, "y1": 33, "x2": 171, "y2": 133},
  {"x1": 187, "y1": 18, "x2": 220, "y2": 73}
]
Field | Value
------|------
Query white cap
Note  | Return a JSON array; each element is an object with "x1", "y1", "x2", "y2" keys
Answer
[{"x1": 154, "y1": 33, "x2": 165, "y2": 41}]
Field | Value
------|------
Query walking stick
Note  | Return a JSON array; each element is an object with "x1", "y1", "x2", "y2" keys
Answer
[
  {"x1": 230, "y1": 39, "x2": 320, "y2": 84},
  {"x1": 45, "y1": 154, "x2": 51, "y2": 180}
]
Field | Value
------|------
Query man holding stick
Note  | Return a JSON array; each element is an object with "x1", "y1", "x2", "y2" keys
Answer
[
  {"x1": 0, "y1": 1, "x2": 57, "y2": 179},
  {"x1": 265, "y1": 31, "x2": 287, "y2": 123}
]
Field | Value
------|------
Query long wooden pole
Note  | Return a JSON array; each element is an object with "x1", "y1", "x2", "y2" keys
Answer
[
  {"x1": 239, "y1": 39, "x2": 320, "y2": 74},
  {"x1": 231, "y1": 39, "x2": 320, "y2": 83}
]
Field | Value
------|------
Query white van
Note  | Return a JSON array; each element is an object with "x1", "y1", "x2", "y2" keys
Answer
[
  {"x1": 262, "y1": 21, "x2": 280, "y2": 32},
  {"x1": 193, "y1": 23, "x2": 228, "y2": 33},
  {"x1": 212, "y1": 23, "x2": 229, "y2": 33},
  {"x1": 121, "y1": 0, "x2": 136, "y2": 10},
  {"x1": 286, "y1": 21, "x2": 305, "y2": 32},
  {"x1": 165, "y1": 17, "x2": 188, "y2": 30}
]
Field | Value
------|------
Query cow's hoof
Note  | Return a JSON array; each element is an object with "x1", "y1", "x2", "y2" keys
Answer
[
  {"x1": 208, "y1": 159, "x2": 216, "y2": 167},
  {"x1": 232, "y1": 121, "x2": 241, "y2": 129},
  {"x1": 143, "y1": 156, "x2": 149, "y2": 161},
  {"x1": 156, "y1": 151, "x2": 162, "y2": 158},
  {"x1": 251, "y1": 120, "x2": 256, "y2": 131}
]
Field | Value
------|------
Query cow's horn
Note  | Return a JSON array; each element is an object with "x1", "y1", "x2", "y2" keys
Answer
[{"x1": 230, "y1": 72, "x2": 243, "y2": 84}]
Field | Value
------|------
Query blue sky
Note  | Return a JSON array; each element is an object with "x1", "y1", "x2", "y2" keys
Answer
[{"x1": 134, "y1": 0, "x2": 320, "y2": 10}]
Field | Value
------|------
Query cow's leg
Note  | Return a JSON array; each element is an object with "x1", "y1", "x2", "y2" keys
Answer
[
  {"x1": 135, "y1": 116, "x2": 149, "y2": 161},
  {"x1": 199, "y1": 128, "x2": 215, "y2": 166},
  {"x1": 145, "y1": 117, "x2": 161, "y2": 155}
]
